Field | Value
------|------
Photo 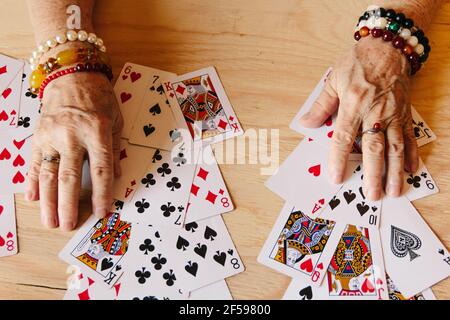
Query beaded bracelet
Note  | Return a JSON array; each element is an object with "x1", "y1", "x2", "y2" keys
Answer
[
  {"x1": 29, "y1": 29, "x2": 106, "y2": 71},
  {"x1": 38, "y1": 63, "x2": 113, "y2": 100},
  {"x1": 30, "y1": 47, "x2": 111, "y2": 93}
]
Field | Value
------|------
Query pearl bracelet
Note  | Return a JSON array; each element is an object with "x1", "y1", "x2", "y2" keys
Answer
[{"x1": 29, "y1": 29, "x2": 106, "y2": 71}]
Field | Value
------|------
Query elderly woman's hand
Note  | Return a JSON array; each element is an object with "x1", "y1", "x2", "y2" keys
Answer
[
  {"x1": 300, "y1": 37, "x2": 419, "y2": 201},
  {"x1": 26, "y1": 71, "x2": 123, "y2": 231}
]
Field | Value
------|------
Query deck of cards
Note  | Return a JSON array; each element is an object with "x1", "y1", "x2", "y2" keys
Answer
[
  {"x1": 258, "y1": 69, "x2": 449, "y2": 300},
  {"x1": 0, "y1": 54, "x2": 245, "y2": 299}
]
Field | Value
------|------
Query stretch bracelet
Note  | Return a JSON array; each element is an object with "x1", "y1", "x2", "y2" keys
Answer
[
  {"x1": 29, "y1": 29, "x2": 106, "y2": 71},
  {"x1": 38, "y1": 63, "x2": 113, "y2": 100}
]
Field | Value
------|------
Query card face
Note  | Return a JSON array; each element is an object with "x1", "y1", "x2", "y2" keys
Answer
[
  {"x1": 257, "y1": 203, "x2": 345, "y2": 285},
  {"x1": 63, "y1": 273, "x2": 121, "y2": 300},
  {"x1": 0, "y1": 69, "x2": 22, "y2": 130},
  {"x1": 120, "y1": 145, "x2": 198, "y2": 227},
  {"x1": 0, "y1": 54, "x2": 24, "y2": 97},
  {"x1": 58, "y1": 212, "x2": 132, "y2": 287},
  {"x1": 0, "y1": 194, "x2": 18, "y2": 257},
  {"x1": 188, "y1": 280, "x2": 232, "y2": 300},
  {"x1": 381, "y1": 196, "x2": 450, "y2": 298},
  {"x1": 411, "y1": 106, "x2": 436, "y2": 147},
  {"x1": 320, "y1": 164, "x2": 382, "y2": 228},
  {"x1": 185, "y1": 145, "x2": 234, "y2": 223},
  {"x1": 265, "y1": 138, "x2": 359, "y2": 217},
  {"x1": 0, "y1": 131, "x2": 32, "y2": 193},
  {"x1": 386, "y1": 273, "x2": 436, "y2": 300},
  {"x1": 403, "y1": 158, "x2": 438, "y2": 201},
  {"x1": 163, "y1": 66, "x2": 243, "y2": 145},
  {"x1": 114, "y1": 63, "x2": 176, "y2": 139}
]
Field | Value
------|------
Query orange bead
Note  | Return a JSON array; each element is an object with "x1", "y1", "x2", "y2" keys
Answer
[
  {"x1": 359, "y1": 26, "x2": 370, "y2": 37},
  {"x1": 56, "y1": 49, "x2": 79, "y2": 65}
]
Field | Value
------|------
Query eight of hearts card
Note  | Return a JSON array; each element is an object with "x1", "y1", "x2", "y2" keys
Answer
[
  {"x1": 0, "y1": 194, "x2": 18, "y2": 257},
  {"x1": 380, "y1": 195, "x2": 450, "y2": 298},
  {"x1": 59, "y1": 211, "x2": 132, "y2": 287},
  {"x1": 257, "y1": 203, "x2": 346, "y2": 285},
  {"x1": 163, "y1": 66, "x2": 243, "y2": 145}
]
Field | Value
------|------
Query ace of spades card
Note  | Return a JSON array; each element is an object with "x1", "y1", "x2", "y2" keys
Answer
[
  {"x1": 265, "y1": 138, "x2": 360, "y2": 217},
  {"x1": 114, "y1": 63, "x2": 176, "y2": 139},
  {"x1": 257, "y1": 203, "x2": 345, "y2": 285},
  {"x1": 163, "y1": 67, "x2": 243, "y2": 145},
  {"x1": 59, "y1": 212, "x2": 132, "y2": 287},
  {"x1": 0, "y1": 194, "x2": 18, "y2": 257},
  {"x1": 185, "y1": 145, "x2": 234, "y2": 223},
  {"x1": 402, "y1": 158, "x2": 439, "y2": 201},
  {"x1": 320, "y1": 164, "x2": 382, "y2": 228},
  {"x1": 381, "y1": 196, "x2": 450, "y2": 298}
]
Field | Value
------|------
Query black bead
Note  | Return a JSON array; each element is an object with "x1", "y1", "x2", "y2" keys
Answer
[
  {"x1": 424, "y1": 44, "x2": 431, "y2": 53},
  {"x1": 76, "y1": 64, "x2": 85, "y2": 72},
  {"x1": 421, "y1": 36, "x2": 429, "y2": 46},
  {"x1": 363, "y1": 11, "x2": 371, "y2": 20},
  {"x1": 403, "y1": 18, "x2": 414, "y2": 28},
  {"x1": 376, "y1": 7, "x2": 386, "y2": 17},
  {"x1": 420, "y1": 52, "x2": 429, "y2": 63},
  {"x1": 358, "y1": 15, "x2": 365, "y2": 22},
  {"x1": 413, "y1": 29, "x2": 425, "y2": 40},
  {"x1": 395, "y1": 13, "x2": 405, "y2": 24},
  {"x1": 386, "y1": 9, "x2": 396, "y2": 19},
  {"x1": 85, "y1": 63, "x2": 92, "y2": 71}
]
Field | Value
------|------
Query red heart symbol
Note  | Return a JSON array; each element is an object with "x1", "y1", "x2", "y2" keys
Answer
[
  {"x1": 2, "y1": 88, "x2": 11, "y2": 99},
  {"x1": 122, "y1": 75, "x2": 128, "y2": 80},
  {"x1": 317, "y1": 262, "x2": 323, "y2": 270},
  {"x1": 318, "y1": 198, "x2": 325, "y2": 205},
  {"x1": 130, "y1": 72, "x2": 141, "y2": 83},
  {"x1": 376, "y1": 278, "x2": 383, "y2": 285},
  {"x1": 308, "y1": 164, "x2": 321, "y2": 177},
  {"x1": 299, "y1": 258, "x2": 313, "y2": 273},
  {"x1": 13, "y1": 139, "x2": 25, "y2": 150},
  {"x1": 0, "y1": 148, "x2": 11, "y2": 160},
  {"x1": 0, "y1": 110, "x2": 8, "y2": 121},
  {"x1": 0, "y1": 236, "x2": 4, "y2": 247},
  {"x1": 308, "y1": 138, "x2": 314, "y2": 141},
  {"x1": 325, "y1": 116, "x2": 333, "y2": 126},
  {"x1": 10, "y1": 110, "x2": 16, "y2": 115},
  {"x1": 361, "y1": 278, "x2": 375, "y2": 293},
  {"x1": 12, "y1": 171, "x2": 25, "y2": 184},
  {"x1": 12, "y1": 154, "x2": 25, "y2": 167},
  {"x1": 120, "y1": 92, "x2": 132, "y2": 103},
  {"x1": 0, "y1": 65, "x2": 6, "y2": 75},
  {"x1": 0, "y1": 205, "x2": 3, "y2": 215},
  {"x1": 327, "y1": 130, "x2": 334, "y2": 138},
  {"x1": 6, "y1": 232, "x2": 13, "y2": 238}
]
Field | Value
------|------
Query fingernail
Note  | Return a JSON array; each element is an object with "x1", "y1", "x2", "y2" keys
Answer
[
  {"x1": 387, "y1": 183, "x2": 401, "y2": 197},
  {"x1": 410, "y1": 161, "x2": 419, "y2": 173},
  {"x1": 299, "y1": 112, "x2": 312, "y2": 124},
  {"x1": 44, "y1": 216, "x2": 58, "y2": 229},
  {"x1": 333, "y1": 172, "x2": 344, "y2": 184},
  {"x1": 60, "y1": 220, "x2": 75, "y2": 231},
  {"x1": 368, "y1": 188, "x2": 381, "y2": 201}
]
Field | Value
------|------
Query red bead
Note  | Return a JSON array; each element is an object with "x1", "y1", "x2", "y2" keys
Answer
[
  {"x1": 371, "y1": 28, "x2": 383, "y2": 38},
  {"x1": 382, "y1": 30, "x2": 394, "y2": 41},
  {"x1": 402, "y1": 45, "x2": 414, "y2": 55},
  {"x1": 408, "y1": 52, "x2": 420, "y2": 64},
  {"x1": 392, "y1": 36, "x2": 405, "y2": 49},
  {"x1": 354, "y1": 31, "x2": 362, "y2": 41},
  {"x1": 373, "y1": 123, "x2": 382, "y2": 130}
]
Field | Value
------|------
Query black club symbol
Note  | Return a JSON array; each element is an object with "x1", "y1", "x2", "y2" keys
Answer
[
  {"x1": 139, "y1": 238, "x2": 155, "y2": 255},
  {"x1": 407, "y1": 175, "x2": 421, "y2": 188},
  {"x1": 161, "y1": 202, "x2": 176, "y2": 217},
  {"x1": 18, "y1": 116, "x2": 30, "y2": 128},
  {"x1": 157, "y1": 163, "x2": 171, "y2": 177},
  {"x1": 421, "y1": 172, "x2": 428, "y2": 178},
  {"x1": 135, "y1": 267, "x2": 151, "y2": 284},
  {"x1": 163, "y1": 269, "x2": 176, "y2": 286},
  {"x1": 178, "y1": 205, "x2": 185, "y2": 212},
  {"x1": 141, "y1": 173, "x2": 156, "y2": 187},
  {"x1": 25, "y1": 88, "x2": 37, "y2": 99},
  {"x1": 167, "y1": 177, "x2": 181, "y2": 191},
  {"x1": 151, "y1": 254, "x2": 167, "y2": 270},
  {"x1": 135, "y1": 198, "x2": 150, "y2": 213}
]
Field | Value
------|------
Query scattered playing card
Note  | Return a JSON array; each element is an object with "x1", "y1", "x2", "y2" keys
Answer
[
  {"x1": 411, "y1": 106, "x2": 436, "y2": 147},
  {"x1": 0, "y1": 53, "x2": 24, "y2": 98},
  {"x1": 0, "y1": 193, "x2": 18, "y2": 257},
  {"x1": 386, "y1": 273, "x2": 436, "y2": 300},
  {"x1": 381, "y1": 196, "x2": 450, "y2": 298},
  {"x1": 188, "y1": 280, "x2": 233, "y2": 300},
  {"x1": 0, "y1": 69, "x2": 23, "y2": 130},
  {"x1": 403, "y1": 158, "x2": 439, "y2": 201},
  {"x1": 63, "y1": 272, "x2": 121, "y2": 300}
]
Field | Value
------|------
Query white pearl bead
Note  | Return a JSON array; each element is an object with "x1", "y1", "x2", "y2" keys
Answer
[
  {"x1": 32, "y1": 51, "x2": 39, "y2": 59},
  {"x1": 29, "y1": 57, "x2": 37, "y2": 65},
  {"x1": 400, "y1": 28, "x2": 411, "y2": 40},
  {"x1": 99, "y1": 45, "x2": 106, "y2": 52},
  {"x1": 37, "y1": 43, "x2": 49, "y2": 53},
  {"x1": 46, "y1": 38, "x2": 57, "y2": 48},
  {"x1": 367, "y1": 5, "x2": 380, "y2": 11},
  {"x1": 366, "y1": 16, "x2": 376, "y2": 29},
  {"x1": 78, "y1": 30, "x2": 88, "y2": 41},
  {"x1": 95, "y1": 38, "x2": 104, "y2": 47},
  {"x1": 66, "y1": 30, "x2": 78, "y2": 41},
  {"x1": 55, "y1": 33, "x2": 67, "y2": 44},
  {"x1": 375, "y1": 17, "x2": 387, "y2": 29},
  {"x1": 407, "y1": 36, "x2": 419, "y2": 47},
  {"x1": 30, "y1": 64, "x2": 37, "y2": 71},
  {"x1": 87, "y1": 33, "x2": 97, "y2": 44},
  {"x1": 358, "y1": 20, "x2": 367, "y2": 29},
  {"x1": 414, "y1": 44, "x2": 425, "y2": 55}
]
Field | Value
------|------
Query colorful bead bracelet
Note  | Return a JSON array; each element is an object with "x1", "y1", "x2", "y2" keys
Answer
[
  {"x1": 38, "y1": 63, "x2": 113, "y2": 100},
  {"x1": 29, "y1": 29, "x2": 106, "y2": 71}
]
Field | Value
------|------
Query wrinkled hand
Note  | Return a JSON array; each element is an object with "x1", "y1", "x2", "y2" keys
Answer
[
  {"x1": 26, "y1": 72, "x2": 123, "y2": 231},
  {"x1": 300, "y1": 38, "x2": 419, "y2": 201}
]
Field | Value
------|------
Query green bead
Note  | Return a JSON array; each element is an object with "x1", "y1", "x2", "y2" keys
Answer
[{"x1": 388, "y1": 21, "x2": 400, "y2": 32}]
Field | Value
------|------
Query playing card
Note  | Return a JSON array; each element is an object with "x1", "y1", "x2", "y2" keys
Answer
[
  {"x1": 59, "y1": 211, "x2": 132, "y2": 287},
  {"x1": 265, "y1": 138, "x2": 360, "y2": 217},
  {"x1": 158, "y1": 214, "x2": 245, "y2": 292},
  {"x1": 257, "y1": 203, "x2": 346, "y2": 285},
  {"x1": 163, "y1": 66, "x2": 243, "y2": 145},
  {"x1": 0, "y1": 131, "x2": 32, "y2": 194},
  {"x1": 411, "y1": 106, "x2": 436, "y2": 147},
  {"x1": 386, "y1": 273, "x2": 436, "y2": 300},
  {"x1": 0, "y1": 69, "x2": 22, "y2": 130},
  {"x1": 320, "y1": 164, "x2": 382, "y2": 228},
  {"x1": 0, "y1": 53, "x2": 24, "y2": 97},
  {"x1": 188, "y1": 280, "x2": 233, "y2": 300},
  {"x1": 120, "y1": 145, "x2": 198, "y2": 227},
  {"x1": 63, "y1": 272, "x2": 121, "y2": 300},
  {"x1": 112, "y1": 138, "x2": 157, "y2": 202},
  {"x1": 0, "y1": 194, "x2": 18, "y2": 257},
  {"x1": 381, "y1": 195, "x2": 450, "y2": 298},
  {"x1": 185, "y1": 145, "x2": 234, "y2": 223},
  {"x1": 403, "y1": 158, "x2": 438, "y2": 201},
  {"x1": 114, "y1": 63, "x2": 176, "y2": 139}
]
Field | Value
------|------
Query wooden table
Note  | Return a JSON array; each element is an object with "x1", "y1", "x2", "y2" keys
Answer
[{"x1": 0, "y1": 0, "x2": 449, "y2": 300}]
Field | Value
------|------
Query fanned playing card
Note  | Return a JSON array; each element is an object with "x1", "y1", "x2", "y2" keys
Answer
[
  {"x1": 381, "y1": 195, "x2": 450, "y2": 298},
  {"x1": 188, "y1": 280, "x2": 233, "y2": 300},
  {"x1": 163, "y1": 66, "x2": 243, "y2": 145},
  {"x1": 411, "y1": 106, "x2": 436, "y2": 147},
  {"x1": 0, "y1": 68, "x2": 22, "y2": 130},
  {"x1": 63, "y1": 273, "x2": 121, "y2": 300},
  {"x1": 0, "y1": 53, "x2": 24, "y2": 100},
  {"x1": 0, "y1": 194, "x2": 18, "y2": 257},
  {"x1": 403, "y1": 158, "x2": 438, "y2": 201},
  {"x1": 386, "y1": 273, "x2": 436, "y2": 300}
]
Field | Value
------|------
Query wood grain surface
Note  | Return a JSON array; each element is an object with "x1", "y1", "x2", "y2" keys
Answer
[{"x1": 0, "y1": 0, "x2": 449, "y2": 300}]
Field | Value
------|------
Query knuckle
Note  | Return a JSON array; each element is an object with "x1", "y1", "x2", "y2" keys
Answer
[
  {"x1": 387, "y1": 141, "x2": 404, "y2": 158},
  {"x1": 332, "y1": 130, "x2": 354, "y2": 150},
  {"x1": 91, "y1": 163, "x2": 113, "y2": 179},
  {"x1": 28, "y1": 160, "x2": 41, "y2": 180},
  {"x1": 39, "y1": 168, "x2": 58, "y2": 186},
  {"x1": 58, "y1": 168, "x2": 81, "y2": 185},
  {"x1": 365, "y1": 139, "x2": 385, "y2": 157}
]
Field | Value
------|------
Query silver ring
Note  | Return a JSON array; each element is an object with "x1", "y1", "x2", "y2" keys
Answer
[
  {"x1": 361, "y1": 127, "x2": 384, "y2": 135},
  {"x1": 42, "y1": 155, "x2": 60, "y2": 164}
]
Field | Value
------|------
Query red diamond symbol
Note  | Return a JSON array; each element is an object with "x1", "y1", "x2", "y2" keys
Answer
[
  {"x1": 219, "y1": 189, "x2": 224, "y2": 195},
  {"x1": 131, "y1": 180, "x2": 136, "y2": 186},
  {"x1": 119, "y1": 149, "x2": 127, "y2": 160},
  {"x1": 176, "y1": 85, "x2": 186, "y2": 95},
  {"x1": 169, "y1": 92, "x2": 174, "y2": 98},
  {"x1": 205, "y1": 191, "x2": 218, "y2": 204},
  {"x1": 218, "y1": 119, "x2": 227, "y2": 130},
  {"x1": 191, "y1": 184, "x2": 199, "y2": 196},
  {"x1": 78, "y1": 289, "x2": 91, "y2": 300},
  {"x1": 78, "y1": 273, "x2": 84, "y2": 280},
  {"x1": 229, "y1": 116, "x2": 234, "y2": 121},
  {"x1": 197, "y1": 167, "x2": 209, "y2": 181},
  {"x1": 87, "y1": 277, "x2": 95, "y2": 286}
]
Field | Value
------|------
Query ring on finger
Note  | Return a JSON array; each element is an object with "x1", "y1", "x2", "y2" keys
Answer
[
  {"x1": 42, "y1": 154, "x2": 61, "y2": 164},
  {"x1": 362, "y1": 122, "x2": 385, "y2": 135}
]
